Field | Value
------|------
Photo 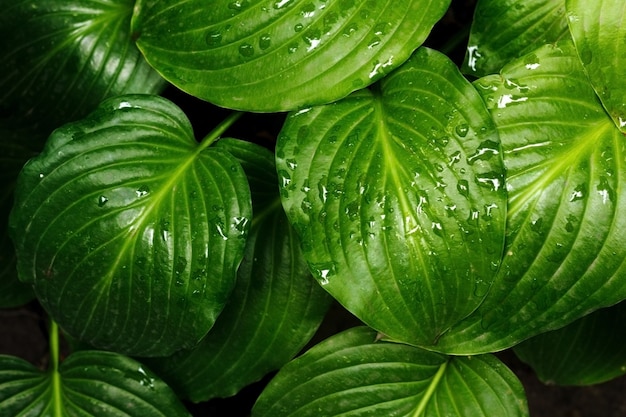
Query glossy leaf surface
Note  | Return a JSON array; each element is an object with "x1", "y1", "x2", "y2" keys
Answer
[
  {"x1": 515, "y1": 301, "x2": 626, "y2": 386},
  {"x1": 145, "y1": 139, "x2": 331, "y2": 402},
  {"x1": 276, "y1": 47, "x2": 506, "y2": 347},
  {"x1": 0, "y1": 128, "x2": 39, "y2": 308},
  {"x1": 133, "y1": 0, "x2": 451, "y2": 111},
  {"x1": 9, "y1": 95, "x2": 252, "y2": 356},
  {"x1": 253, "y1": 327, "x2": 528, "y2": 417},
  {"x1": 0, "y1": 0, "x2": 164, "y2": 136},
  {"x1": 436, "y1": 41, "x2": 626, "y2": 353},
  {"x1": 566, "y1": 0, "x2": 626, "y2": 132},
  {"x1": 462, "y1": 0, "x2": 568, "y2": 77},
  {"x1": 0, "y1": 352, "x2": 189, "y2": 416}
]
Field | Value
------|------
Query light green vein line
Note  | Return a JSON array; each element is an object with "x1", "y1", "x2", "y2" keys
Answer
[{"x1": 411, "y1": 360, "x2": 448, "y2": 417}]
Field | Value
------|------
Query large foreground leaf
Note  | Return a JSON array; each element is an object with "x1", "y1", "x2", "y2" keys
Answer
[
  {"x1": 566, "y1": 0, "x2": 626, "y2": 132},
  {"x1": 9, "y1": 95, "x2": 252, "y2": 356},
  {"x1": 144, "y1": 139, "x2": 331, "y2": 402},
  {"x1": 514, "y1": 301, "x2": 626, "y2": 386},
  {"x1": 276, "y1": 47, "x2": 506, "y2": 347},
  {"x1": 252, "y1": 327, "x2": 528, "y2": 417},
  {"x1": 0, "y1": 0, "x2": 164, "y2": 136},
  {"x1": 436, "y1": 41, "x2": 626, "y2": 353},
  {"x1": 463, "y1": 0, "x2": 568, "y2": 76},
  {"x1": 133, "y1": 0, "x2": 451, "y2": 111},
  {"x1": 0, "y1": 352, "x2": 189, "y2": 416}
]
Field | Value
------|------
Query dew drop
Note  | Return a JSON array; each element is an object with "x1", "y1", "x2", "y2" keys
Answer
[
  {"x1": 287, "y1": 43, "x2": 299, "y2": 54},
  {"x1": 136, "y1": 185, "x2": 150, "y2": 198},
  {"x1": 343, "y1": 23, "x2": 358, "y2": 37},
  {"x1": 368, "y1": 36, "x2": 381, "y2": 49},
  {"x1": 259, "y1": 34, "x2": 272, "y2": 50},
  {"x1": 97, "y1": 195, "x2": 109, "y2": 207},
  {"x1": 455, "y1": 123, "x2": 469, "y2": 138},
  {"x1": 294, "y1": 23, "x2": 304, "y2": 32},
  {"x1": 274, "y1": 0, "x2": 292, "y2": 8},
  {"x1": 239, "y1": 43, "x2": 254, "y2": 57},
  {"x1": 311, "y1": 262, "x2": 336, "y2": 285},
  {"x1": 205, "y1": 30, "x2": 222, "y2": 47},
  {"x1": 457, "y1": 179, "x2": 470, "y2": 198},
  {"x1": 569, "y1": 183, "x2": 587, "y2": 202},
  {"x1": 467, "y1": 140, "x2": 500, "y2": 164}
]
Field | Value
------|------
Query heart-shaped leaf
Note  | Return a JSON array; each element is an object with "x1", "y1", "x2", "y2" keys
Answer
[
  {"x1": 132, "y1": 0, "x2": 451, "y2": 112},
  {"x1": 0, "y1": 0, "x2": 165, "y2": 135},
  {"x1": 514, "y1": 301, "x2": 626, "y2": 386},
  {"x1": 462, "y1": 0, "x2": 569, "y2": 76},
  {"x1": 9, "y1": 95, "x2": 252, "y2": 356},
  {"x1": 0, "y1": 352, "x2": 189, "y2": 416},
  {"x1": 276, "y1": 47, "x2": 506, "y2": 348},
  {"x1": 566, "y1": 0, "x2": 626, "y2": 132},
  {"x1": 144, "y1": 139, "x2": 331, "y2": 402},
  {"x1": 252, "y1": 327, "x2": 528, "y2": 417},
  {"x1": 436, "y1": 40, "x2": 626, "y2": 353}
]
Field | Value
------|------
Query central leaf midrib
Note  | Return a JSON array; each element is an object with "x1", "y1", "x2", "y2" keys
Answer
[{"x1": 412, "y1": 360, "x2": 449, "y2": 417}]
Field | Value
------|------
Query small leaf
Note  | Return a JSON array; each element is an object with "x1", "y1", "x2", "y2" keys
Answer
[
  {"x1": 462, "y1": 0, "x2": 568, "y2": 76},
  {"x1": 252, "y1": 327, "x2": 528, "y2": 417},
  {"x1": 133, "y1": 0, "x2": 451, "y2": 111},
  {"x1": 514, "y1": 301, "x2": 626, "y2": 386},
  {"x1": 436, "y1": 40, "x2": 626, "y2": 353},
  {"x1": 9, "y1": 95, "x2": 252, "y2": 356},
  {"x1": 144, "y1": 139, "x2": 332, "y2": 402},
  {"x1": 0, "y1": 0, "x2": 165, "y2": 135},
  {"x1": 566, "y1": 0, "x2": 626, "y2": 132},
  {"x1": 276, "y1": 47, "x2": 506, "y2": 347},
  {"x1": 0, "y1": 352, "x2": 190, "y2": 416}
]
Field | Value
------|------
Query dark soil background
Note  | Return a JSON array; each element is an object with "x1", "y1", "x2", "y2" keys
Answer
[{"x1": 3, "y1": 0, "x2": 626, "y2": 415}]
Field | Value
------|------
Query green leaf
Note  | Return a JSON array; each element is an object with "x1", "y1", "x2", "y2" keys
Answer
[
  {"x1": 566, "y1": 0, "x2": 626, "y2": 132},
  {"x1": 514, "y1": 301, "x2": 626, "y2": 386},
  {"x1": 0, "y1": 0, "x2": 165, "y2": 135},
  {"x1": 436, "y1": 40, "x2": 626, "y2": 353},
  {"x1": 462, "y1": 0, "x2": 569, "y2": 76},
  {"x1": 252, "y1": 327, "x2": 528, "y2": 417},
  {"x1": 276, "y1": 47, "x2": 506, "y2": 347},
  {"x1": 144, "y1": 139, "x2": 332, "y2": 402},
  {"x1": 9, "y1": 95, "x2": 252, "y2": 356},
  {"x1": 132, "y1": 0, "x2": 451, "y2": 112},
  {"x1": 0, "y1": 128, "x2": 39, "y2": 308},
  {"x1": 0, "y1": 352, "x2": 190, "y2": 416}
]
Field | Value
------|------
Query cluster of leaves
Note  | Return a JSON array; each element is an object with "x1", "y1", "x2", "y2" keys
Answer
[{"x1": 2, "y1": 0, "x2": 626, "y2": 415}]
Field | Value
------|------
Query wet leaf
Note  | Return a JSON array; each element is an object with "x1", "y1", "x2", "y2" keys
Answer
[
  {"x1": 253, "y1": 327, "x2": 528, "y2": 417},
  {"x1": 9, "y1": 95, "x2": 252, "y2": 356},
  {"x1": 566, "y1": 0, "x2": 626, "y2": 132},
  {"x1": 144, "y1": 139, "x2": 331, "y2": 401},
  {"x1": 276, "y1": 47, "x2": 506, "y2": 348},
  {"x1": 132, "y1": 0, "x2": 451, "y2": 111},
  {"x1": 436, "y1": 40, "x2": 626, "y2": 353},
  {"x1": 462, "y1": 0, "x2": 568, "y2": 76}
]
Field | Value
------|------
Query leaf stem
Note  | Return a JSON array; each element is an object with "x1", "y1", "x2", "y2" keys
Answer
[
  {"x1": 49, "y1": 320, "x2": 64, "y2": 416},
  {"x1": 412, "y1": 359, "x2": 449, "y2": 417},
  {"x1": 198, "y1": 111, "x2": 244, "y2": 152}
]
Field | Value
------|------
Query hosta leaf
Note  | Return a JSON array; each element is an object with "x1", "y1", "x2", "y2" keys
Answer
[
  {"x1": 144, "y1": 139, "x2": 331, "y2": 402},
  {"x1": 0, "y1": 352, "x2": 190, "y2": 416},
  {"x1": 0, "y1": 128, "x2": 39, "y2": 308},
  {"x1": 0, "y1": 0, "x2": 164, "y2": 135},
  {"x1": 566, "y1": 0, "x2": 626, "y2": 132},
  {"x1": 9, "y1": 95, "x2": 252, "y2": 356},
  {"x1": 252, "y1": 327, "x2": 528, "y2": 417},
  {"x1": 462, "y1": 0, "x2": 569, "y2": 76},
  {"x1": 436, "y1": 40, "x2": 626, "y2": 353},
  {"x1": 276, "y1": 47, "x2": 506, "y2": 348},
  {"x1": 132, "y1": 0, "x2": 451, "y2": 112},
  {"x1": 514, "y1": 301, "x2": 626, "y2": 386}
]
